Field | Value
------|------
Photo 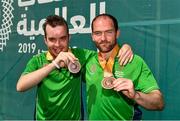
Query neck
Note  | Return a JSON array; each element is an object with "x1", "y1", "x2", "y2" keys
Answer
[
  {"x1": 100, "y1": 49, "x2": 113, "y2": 61},
  {"x1": 99, "y1": 44, "x2": 119, "y2": 61}
]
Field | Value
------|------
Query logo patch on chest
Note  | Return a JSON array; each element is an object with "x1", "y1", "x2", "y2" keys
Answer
[
  {"x1": 114, "y1": 71, "x2": 125, "y2": 78},
  {"x1": 89, "y1": 64, "x2": 97, "y2": 74}
]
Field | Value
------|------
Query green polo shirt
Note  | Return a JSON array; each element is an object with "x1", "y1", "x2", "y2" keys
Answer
[
  {"x1": 22, "y1": 48, "x2": 94, "y2": 120},
  {"x1": 85, "y1": 53, "x2": 159, "y2": 120}
]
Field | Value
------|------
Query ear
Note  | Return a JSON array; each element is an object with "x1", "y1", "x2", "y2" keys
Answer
[
  {"x1": 68, "y1": 34, "x2": 71, "y2": 42},
  {"x1": 91, "y1": 33, "x2": 95, "y2": 42},
  {"x1": 116, "y1": 29, "x2": 120, "y2": 39},
  {"x1": 44, "y1": 37, "x2": 47, "y2": 45}
]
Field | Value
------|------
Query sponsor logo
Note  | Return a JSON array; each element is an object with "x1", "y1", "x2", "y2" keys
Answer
[{"x1": 114, "y1": 71, "x2": 124, "y2": 78}]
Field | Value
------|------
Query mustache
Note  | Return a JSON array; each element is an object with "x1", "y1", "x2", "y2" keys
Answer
[{"x1": 99, "y1": 41, "x2": 110, "y2": 44}]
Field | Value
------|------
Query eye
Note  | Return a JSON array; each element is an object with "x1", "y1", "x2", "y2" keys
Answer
[
  {"x1": 59, "y1": 35, "x2": 68, "y2": 42},
  {"x1": 105, "y1": 30, "x2": 114, "y2": 35},
  {"x1": 93, "y1": 31, "x2": 102, "y2": 36},
  {"x1": 48, "y1": 37, "x2": 56, "y2": 42},
  {"x1": 106, "y1": 30, "x2": 114, "y2": 34}
]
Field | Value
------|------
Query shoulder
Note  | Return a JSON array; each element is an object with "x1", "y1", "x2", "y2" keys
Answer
[
  {"x1": 128, "y1": 54, "x2": 146, "y2": 67},
  {"x1": 133, "y1": 55, "x2": 144, "y2": 61},
  {"x1": 30, "y1": 52, "x2": 47, "y2": 62},
  {"x1": 26, "y1": 52, "x2": 47, "y2": 68},
  {"x1": 71, "y1": 48, "x2": 96, "y2": 57},
  {"x1": 71, "y1": 47, "x2": 95, "y2": 53}
]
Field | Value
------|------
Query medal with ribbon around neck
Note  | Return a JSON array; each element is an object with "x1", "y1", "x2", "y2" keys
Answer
[{"x1": 98, "y1": 44, "x2": 119, "y2": 89}]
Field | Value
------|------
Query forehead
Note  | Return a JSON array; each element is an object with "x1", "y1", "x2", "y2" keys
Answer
[
  {"x1": 46, "y1": 24, "x2": 67, "y2": 31},
  {"x1": 46, "y1": 24, "x2": 68, "y2": 35},
  {"x1": 93, "y1": 16, "x2": 114, "y2": 30}
]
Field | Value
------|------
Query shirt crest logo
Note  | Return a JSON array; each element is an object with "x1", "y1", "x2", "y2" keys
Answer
[{"x1": 89, "y1": 64, "x2": 97, "y2": 74}]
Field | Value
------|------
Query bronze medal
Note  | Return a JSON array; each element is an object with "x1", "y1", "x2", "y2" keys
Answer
[
  {"x1": 101, "y1": 77, "x2": 115, "y2": 89},
  {"x1": 68, "y1": 61, "x2": 81, "y2": 73},
  {"x1": 98, "y1": 45, "x2": 119, "y2": 89}
]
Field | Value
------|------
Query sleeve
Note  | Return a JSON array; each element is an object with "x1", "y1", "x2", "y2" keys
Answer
[
  {"x1": 72, "y1": 48, "x2": 96, "y2": 83},
  {"x1": 22, "y1": 56, "x2": 39, "y2": 75},
  {"x1": 136, "y1": 57, "x2": 160, "y2": 93},
  {"x1": 72, "y1": 48, "x2": 96, "y2": 67}
]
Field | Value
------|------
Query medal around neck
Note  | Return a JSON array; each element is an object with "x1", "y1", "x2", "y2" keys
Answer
[
  {"x1": 102, "y1": 77, "x2": 116, "y2": 89},
  {"x1": 68, "y1": 60, "x2": 81, "y2": 73}
]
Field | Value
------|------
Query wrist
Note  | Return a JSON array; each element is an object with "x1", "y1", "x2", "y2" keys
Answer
[
  {"x1": 52, "y1": 60, "x2": 60, "y2": 69},
  {"x1": 134, "y1": 91, "x2": 140, "y2": 100}
]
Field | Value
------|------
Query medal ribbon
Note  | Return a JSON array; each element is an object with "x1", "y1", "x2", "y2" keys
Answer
[{"x1": 98, "y1": 44, "x2": 119, "y2": 77}]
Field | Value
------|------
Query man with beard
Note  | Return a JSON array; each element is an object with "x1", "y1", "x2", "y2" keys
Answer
[
  {"x1": 85, "y1": 13, "x2": 164, "y2": 120},
  {"x1": 16, "y1": 15, "x2": 133, "y2": 120}
]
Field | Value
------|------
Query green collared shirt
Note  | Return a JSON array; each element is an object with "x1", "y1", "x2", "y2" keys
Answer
[
  {"x1": 22, "y1": 48, "x2": 94, "y2": 120},
  {"x1": 85, "y1": 52, "x2": 159, "y2": 120}
]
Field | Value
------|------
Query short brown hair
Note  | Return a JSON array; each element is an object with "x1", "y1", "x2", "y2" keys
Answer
[{"x1": 43, "y1": 15, "x2": 69, "y2": 37}]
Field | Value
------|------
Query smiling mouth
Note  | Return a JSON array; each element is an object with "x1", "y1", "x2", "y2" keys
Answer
[
  {"x1": 100, "y1": 41, "x2": 110, "y2": 45},
  {"x1": 100, "y1": 43, "x2": 109, "y2": 47},
  {"x1": 54, "y1": 48, "x2": 63, "y2": 54}
]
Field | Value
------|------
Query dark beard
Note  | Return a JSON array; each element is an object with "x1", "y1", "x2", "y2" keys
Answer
[{"x1": 95, "y1": 41, "x2": 117, "y2": 53}]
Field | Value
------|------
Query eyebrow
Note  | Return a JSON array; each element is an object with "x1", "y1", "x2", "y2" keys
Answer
[{"x1": 93, "y1": 29, "x2": 115, "y2": 33}]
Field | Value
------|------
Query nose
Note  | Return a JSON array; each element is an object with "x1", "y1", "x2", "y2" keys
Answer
[
  {"x1": 54, "y1": 40, "x2": 61, "y2": 47},
  {"x1": 101, "y1": 32, "x2": 106, "y2": 41}
]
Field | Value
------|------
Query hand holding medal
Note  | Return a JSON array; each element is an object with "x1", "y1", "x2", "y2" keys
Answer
[
  {"x1": 68, "y1": 60, "x2": 81, "y2": 73},
  {"x1": 49, "y1": 51, "x2": 81, "y2": 73},
  {"x1": 102, "y1": 76, "x2": 116, "y2": 89}
]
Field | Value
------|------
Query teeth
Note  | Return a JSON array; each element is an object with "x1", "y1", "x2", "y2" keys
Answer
[{"x1": 55, "y1": 49, "x2": 61, "y2": 53}]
